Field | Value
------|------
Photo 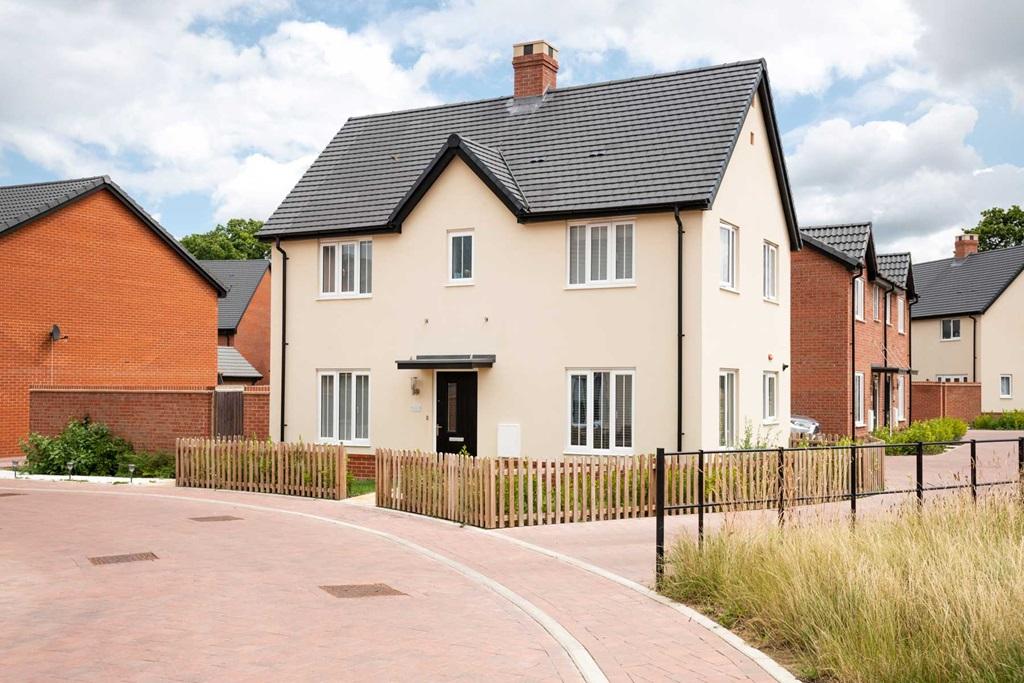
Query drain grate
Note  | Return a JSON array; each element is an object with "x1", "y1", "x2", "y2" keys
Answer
[
  {"x1": 190, "y1": 515, "x2": 243, "y2": 522},
  {"x1": 0, "y1": 493, "x2": 25, "y2": 497},
  {"x1": 320, "y1": 584, "x2": 406, "y2": 599},
  {"x1": 88, "y1": 552, "x2": 159, "y2": 566}
]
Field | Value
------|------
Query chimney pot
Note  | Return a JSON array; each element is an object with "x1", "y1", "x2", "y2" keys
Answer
[
  {"x1": 955, "y1": 233, "x2": 979, "y2": 260},
  {"x1": 512, "y1": 40, "x2": 558, "y2": 98}
]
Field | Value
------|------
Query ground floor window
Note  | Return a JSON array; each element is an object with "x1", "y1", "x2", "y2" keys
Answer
[
  {"x1": 1001, "y1": 374, "x2": 1013, "y2": 399},
  {"x1": 719, "y1": 370, "x2": 737, "y2": 447},
  {"x1": 318, "y1": 370, "x2": 370, "y2": 445},
  {"x1": 567, "y1": 369, "x2": 634, "y2": 453},
  {"x1": 854, "y1": 372, "x2": 865, "y2": 427},
  {"x1": 896, "y1": 375, "x2": 905, "y2": 421},
  {"x1": 937, "y1": 374, "x2": 968, "y2": 383},
  {"x1": 762, "y1": 371, "x2": 778, "y2": 423}
]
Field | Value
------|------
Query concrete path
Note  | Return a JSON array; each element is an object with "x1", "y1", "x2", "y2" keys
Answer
[{"x1": 0, "y1": 479, "x2": 782, "y2": 682}]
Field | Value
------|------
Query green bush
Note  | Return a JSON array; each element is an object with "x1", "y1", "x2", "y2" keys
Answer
[
  {"x1": 20, "y1": 419, "x2": 173, "y2": 477},
  {"x1": 872, "y1": 417, "x2": 968, "y2": 454},
  {"x1": 972, "y1": 411, "x2": 1024, "y2": 430}
]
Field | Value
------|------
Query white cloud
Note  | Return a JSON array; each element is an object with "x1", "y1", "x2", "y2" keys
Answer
[{"x1": 787, "y1": 103, "x2": 1024, "y2": 260}]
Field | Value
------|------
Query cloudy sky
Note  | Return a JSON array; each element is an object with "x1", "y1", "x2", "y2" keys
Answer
[{"x1": 1, "y1": 1, "x2": 1021, "y2": 262}]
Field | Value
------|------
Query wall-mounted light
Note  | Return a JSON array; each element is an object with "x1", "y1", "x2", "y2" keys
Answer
[{"x1": 410, "y1": 376, "x2": 420, "y2": 396}]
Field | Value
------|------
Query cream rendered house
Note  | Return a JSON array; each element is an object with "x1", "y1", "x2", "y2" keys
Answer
[
  {"x1": 259, "y1": 42, "x2": 800, "y2": 458},
  {"x1": 912, "y1": 234, "x2": 1024, "y2": 412}
]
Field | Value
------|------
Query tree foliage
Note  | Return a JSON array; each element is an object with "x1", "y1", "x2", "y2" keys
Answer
[
  {"x1": 180, "y1": 218, "x2": 269, "y2": 260},
  {"x1": 967, "y1": 205, "x2": 1024, "y2": 252}
]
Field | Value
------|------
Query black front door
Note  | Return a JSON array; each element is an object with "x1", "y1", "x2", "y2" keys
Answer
[{"x1": 436, "y1": 372, "x2": 478, "y2": 455}]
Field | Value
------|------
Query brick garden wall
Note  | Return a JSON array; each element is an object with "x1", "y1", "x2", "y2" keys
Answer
[
  {"x1": 349, "y1": 452, "x2": 375, "y2": 480},
  {"x1": 912, "y1": 382, "x2": 981, "y2": 423},
  {"x1": 242, "y1": 386, "x2": 270, "y2": 438}
]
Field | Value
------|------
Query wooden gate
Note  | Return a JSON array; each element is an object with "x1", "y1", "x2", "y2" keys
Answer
[{"x1": 214, "y1": 389, "x2": 244, "y2": 436}]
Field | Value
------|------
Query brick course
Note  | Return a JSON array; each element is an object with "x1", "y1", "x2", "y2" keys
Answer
[
  {"x1": 0, "y1": 188, "x2": 219, "y2": 455},
  {"x1": 912, "y1": 382, "x2": 981, "y2": 423}
]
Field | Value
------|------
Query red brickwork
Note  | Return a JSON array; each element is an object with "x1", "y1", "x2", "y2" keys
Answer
[
  {"x1": 513, "y1": 53, "x2": 558, "y2": 97},
  {"x1": 242, "y1": 386, "x2": 270, "y2": 438},
  {"x1": 349, "y1": 452, "x2": 376, "y2": 480},
  {"x1": 233, "y1": 269, "x2": 271, "y2": 385},
  {"x1": 0, "y1": 189, "x2": 219, "y2": 456},
  {"x1": 912, "y1": 382, "x2": 981, "y2": 423}
]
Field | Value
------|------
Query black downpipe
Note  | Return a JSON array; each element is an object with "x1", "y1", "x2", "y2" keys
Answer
[
  {"x1": 851, "y1": 267, "x2": 863, "y2": 438},
  {"x1": 674, "y1": 206, "x2": 685, "y2": 452},
  {"x1": 883, "y1": 284, "x2": 895, "y2": 429},
  {"x1": 969, "y1": 315, "x2": 978, "y2": 382},
  {"x1": 908, "y1": 294, "x2": 919, "y2": 423},
  {"x1": 275, "y1": 237, "x2": 289, "y2": 442}
]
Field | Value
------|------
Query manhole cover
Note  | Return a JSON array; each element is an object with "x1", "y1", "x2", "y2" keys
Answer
[
  {"x1": 320, "y1": 584, "x2": 406, "y2": 598},
  {"x1": 88, "y1": 552, "x2": 159, "y2": 566},
  {"x1": 0, "y1": 493, "x2": 25, "y2": 497},
  {"x1": 190, "y1": 515, "x2": 243, "y2": 522}
]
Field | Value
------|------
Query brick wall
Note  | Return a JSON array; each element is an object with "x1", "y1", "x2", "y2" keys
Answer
[
  {"x1": 242, "y1": 386, "x2": 270, "y2": 438},
  {"x1": 912, "y1": 382, "x2": 981, "y2": 423},
  {"x1": 232, "y1": 269, "x2": 271, "y2": 385},
  {"x1": 349, "y1": 452, "x2": 375, "y2": 480},
  {"x1": 0, "y1": 188, "x2": 219, "y2": 456}
]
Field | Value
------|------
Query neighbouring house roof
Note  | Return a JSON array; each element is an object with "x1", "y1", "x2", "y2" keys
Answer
[
  {"x1": 199, "y1": 259, "x2": 270, "y2": 332},
  {"x1": 876, "y1": 252, "x2": 914, "y2": 293},
  {"x1": 911, "y1": 245, "x2": 1024, "y2": 319},
  {"x1": 260, "y1": 59, "x2": 800, "y2": 247},
  {"x1": 217, "y1": 346, "x2": 262, "y2": 381},
  {"x1": 800, "y1": 223, "x2": 872, "y2": 265},
  {"x1": 0, "y1": 176, "x2": 226, "y2": 296}
]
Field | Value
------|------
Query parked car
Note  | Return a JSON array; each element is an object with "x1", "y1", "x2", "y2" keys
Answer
[{"x1": 790, "y1": 415, "x2": 820, "y2": 437}]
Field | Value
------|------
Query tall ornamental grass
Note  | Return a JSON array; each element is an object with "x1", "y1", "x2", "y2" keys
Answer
[{"x1": 661, "y1": 494, "x2": 1024, "y2": 682}]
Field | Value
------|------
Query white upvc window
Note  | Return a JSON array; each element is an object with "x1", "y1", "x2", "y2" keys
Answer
[
  {"x1": 320, "y1": 239, "x2": 372, "y2": 298},
  {"x1": 317, "y1": 370, "x2": 370, "y2": 446},
  {"x1": 720, "y1": 222, "x2": 737, "y2": 290},
  {"x1": 938, "y1": 374, "x2": 968, "y2": 383},
  {"x1": 567, "y1": 221, "x2": 635, "y2": 287},
  {"x1": 885, "y1": 292, "x2": 892, "y2": 325},
  {"x1": 941, "y1": 318, "x2": 961, "y2": 341},
  {"x1": 896, "y1": 375, "x2": 906, "y2": 421},
  {"x1": 1001, "y1": 374, "x2": 1013, "y2": 399},
  {"x1": 719, "y1": 369, "x2": 738, "y2": 447},
  {"x1": 448, "y1": 230, "x2": 474, "y2": 284},
  {"x1": 762, "y1": 371, "x2": 778, "y2": 423},
  {"x1": 897, "y1": 296, "x2": 905, "y2": 334},
  {"x1": 762, "y1": 241, "x2": 778, "y2": 301},
  {"x1": 854, "y1": 277, "x2": 865, "y2": 321},
  {"x1": 566, "y1": 369, "x2": 635, "y2": 454},
  {"x1": 873, "y1": 285, "x2": 881, "y2": 321},
  {"x1": 854, "y1": 372, "x2": 865, "y2": 427}
]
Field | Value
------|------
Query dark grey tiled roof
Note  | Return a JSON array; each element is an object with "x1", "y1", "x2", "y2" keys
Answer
[
  {"x1": 912, "y1": 245, "x2": 1024, "y2": 319},
  {"x1": 217, "y1": 346, "x2": 262, "y2": 380},
  {"x1": 877, "y1": 252, "x2": 912, "y2": 289},
  {"x1": 800, "y1": 223, "x2": 872, "y2": 264},
  {"x1": 199, "y1": 260, "x2": 270, "y2": 331},
  {"x1": 261, "y1": 59, "x2": 798, "y2": 243},
  {"x1": 0, "y1": 176, "x2": 226, "y2": 295}
]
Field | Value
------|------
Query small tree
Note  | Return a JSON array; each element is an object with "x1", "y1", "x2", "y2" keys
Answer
[
  {"x1": 180, "y1": 218, "x2": 269, "y2": 260},
  {"x1": 967, "y1": 205, "x2": 1024, "y2": 252}
]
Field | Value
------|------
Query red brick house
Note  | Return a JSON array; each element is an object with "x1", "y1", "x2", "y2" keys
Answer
[
  {"x1": 791, "y1": 223, "x2": 915, "y2": 437},
  {"x1": 199, "y1": 260, "x2": 270, "y2": 385},
  {"x1": 0, "y1": 176, "x2": 225, "y2": 456}
]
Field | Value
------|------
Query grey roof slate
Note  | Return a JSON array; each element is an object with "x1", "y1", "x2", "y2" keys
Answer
[
  {"x1": 0, "y1": 176, "x2": 226, "y2": 295},
  {"x1": 261, "y1": 59, "x2": 798, "y2": 244},
  {"x1": 877, "y1": 252, "x2": 912, "y2": 290},
  {"x1": 199, "y1": 259, "x2": 270, "y2": 331},
  {"x1": 911, "y1": 245, "x2": 1024, "y2": 319},
  {"x1": 217, "y1": 346, "x2": 262, "y2": 380},
  {"x1": 800, "y1": 223, "x2": 872, "y2": 264}
]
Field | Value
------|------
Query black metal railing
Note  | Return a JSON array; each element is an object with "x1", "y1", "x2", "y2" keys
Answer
[{"x1": 654, "y1": 437, "x2": 1024, "y2": 585}]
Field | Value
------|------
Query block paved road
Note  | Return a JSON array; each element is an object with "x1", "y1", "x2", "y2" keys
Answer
[{"x1": 0, "y1": 479, "x2": 781, "y2": 682}]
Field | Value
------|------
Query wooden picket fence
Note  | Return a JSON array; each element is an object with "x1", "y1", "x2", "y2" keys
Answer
[
  {"x1": 176, "y1": 437, "x2": 347, "y2": 500},
  {"x1": 375, "y1": 445, "x2": 885, "y2": 529}
]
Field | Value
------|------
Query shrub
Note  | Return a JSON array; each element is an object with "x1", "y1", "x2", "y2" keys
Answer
[
  {"x1": 872, "y1": 417, "x2": 968, "y2": 454},
  {"x1": 972, "y1": 411, "x2": 1024, "y2": 430},
  {"x1": 20, "y1": 419, "x2": 173, "y2": 477}
]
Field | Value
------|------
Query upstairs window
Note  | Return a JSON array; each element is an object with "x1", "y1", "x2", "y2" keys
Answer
[
  {"x1": 720, "y1": 222, "x2": 737, "y2": 290},
  {"x1": 873, "y1": 285, "x2": 881, "y2": 321},
  {"x1": 885, "y1": 292, "x2": 892, "y2": 325},
  {"x1": 762, "y1": 242, "x2": 778, "y2": 301},
  {"x1": 568, "y1": 222, "x2": 635, "y2": 286},
  {"x1": 941, "y1": 319, "x2": 961, "y2": 341},
  {"x1": 854, "y1": 277, "x2": 864, "y2": 321},
  {"x1": 897, "y1": 297, "x2": 905, "y2": 333},
  {"x1": 321, "y1": 240, "x2": 372, "y2": 297},
  {"x1": 567, "y1": 369, "x2": 634, "y2": 453},
  {"x1": 449, "y1": 230, "x2": 474, "y2": 284}
]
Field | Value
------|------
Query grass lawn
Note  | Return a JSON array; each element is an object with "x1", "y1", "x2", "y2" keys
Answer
[
  {"x1": 660, "y1": 494, "x2": 1024, "y2": 682},
  {"x1": 348, "y1": 477, "x2": 375, "y2": 497}
]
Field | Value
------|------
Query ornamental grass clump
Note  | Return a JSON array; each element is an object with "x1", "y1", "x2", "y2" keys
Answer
[{"x1": 661, "y1": 494, "x2": 1024, "y2": 682}]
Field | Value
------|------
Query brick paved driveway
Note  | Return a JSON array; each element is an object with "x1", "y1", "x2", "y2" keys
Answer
[{"x1": 0, "y1": 480, "x2": 780, "y2": 682}]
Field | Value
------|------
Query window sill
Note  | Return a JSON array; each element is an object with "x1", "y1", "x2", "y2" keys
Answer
[
  {"x1": 762, "y1": 419, "x2": 779, "y2": 426},
  {"x1": 763, "y1": 297, "x2": 780, "y2": 305},
  {"x1": 940, "y1": 338, "x2": 961, "y2": 343},
  {"x1": 855, "y1": 317, "x2": 866, "y2": 323},
  {"x1": 318, "y1": 293, "x2": 372, "y2": 301},
  {"x1": 563, "y1": 448, "x2": 635, "y2": 457},
  {"x1": 565, "y1": 281, "x2": 636, "y2": 291},
  {"x1": 318, "y1": 439, "x2": 371, "y2": 448},
  {"x1": 855, "y1": 421, "x2": 866, "y2": 428},
  {"x1": 719, "y1": 285, "x2": 740, "y2": 295},
  {"x1": 446, "y1": 280, "x2": 474, "y2": 287},
  {"x1": 1000, "y1": 396, "x2": 1013, "y2": 400}
]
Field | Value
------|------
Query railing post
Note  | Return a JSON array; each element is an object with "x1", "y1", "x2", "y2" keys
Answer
[
  {"x1": 776, "y1": 446, "x2": 785, "y2": 527},
  {"x1": 697, "y1": 449, "x2": 705, "y2": 549},
  {"x1": 849, "y1": 444, "x2": 857, "y2": 523},
  {"x1": 970, "y1": 439, "x2": 977, "y2": 503},
  {"x1": 1018, "y1": 437, "x2": 1024, "y2": 504},
  {"x1": 655, "y1": 448, "x2": 666, "y2": 587},
  {"x1": 916, "y1": 441, "x2": 924, "y2": 508}
]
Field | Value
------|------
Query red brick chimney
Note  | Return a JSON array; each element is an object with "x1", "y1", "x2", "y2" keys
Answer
[
  {"x1": 955, "y1": 233, "x2": 979, "y2": 260},
  {"x1": 513, "y1": 40, "x2": 558, "y2": 98}
]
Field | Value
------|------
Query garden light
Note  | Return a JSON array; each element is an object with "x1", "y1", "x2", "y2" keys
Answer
[
  {"x1": 65, "y1": 461, "x2": 73, "y2": 480},
  {"x1": 12, "y1": 459, "x2": 19, "y2": 478},
  {"x1": 128, "y1": 463, "x2": 136, "y2": 483}
]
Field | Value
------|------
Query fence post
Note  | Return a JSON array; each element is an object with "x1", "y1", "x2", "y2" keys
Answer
[
  {"x1": 1018, "y1": 437, "x2": 1024, "y2": 504},
  {"x1": 849, "y1": 444, "x2": 857, "y2": 523},
  {"x1": 916, "y1": 441, "x2": 924, "y2": 508},
  {"x1": 697, "y1": 449, "x2": 705, "y2": 549},
  {"x1": 776, "y1": 446, "x2": 785, "y2": 527},
  {"x1": 970, "y1": 439, "x2": 977, "y2": 503},
  {"x1": 655, "y1": 448, "x2": 666, "y2": 587}
]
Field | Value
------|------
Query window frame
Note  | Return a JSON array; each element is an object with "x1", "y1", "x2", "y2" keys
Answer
[
  {"x1": 720, "y1": 222, "x2": 738, "y2": 291},
  {"x1": 447, "y1": 229, "x2": 475, "y2": 285},
  {"x1": 762, "y1": 241, "x2": 778, "y2": 302},
  {"x1": 564, "y1": 368, "x2": 636, "y2": 455},
  {"x1": 316, "y1": 369, "x2": 371, "y2": 446},
  {"x1": 937, "y1": 374, "x2": 969, "y2": 383},
  {"x1": 896, "y1": 375, "x2": 906, "y2": 421},
  {"x1": 940, "y1": 318, "x2": 962, "y2": 341},
  {"x1": 762, "y1": 371, "x2": 779, "y2": 424},
  {"x1": 873, "y1": 285, "x2": 881, "y2": 321},
  {"x1": 719, "y1": 369, "x2": 738, "y2": 447},
  {"x1": 885, "y1": 292, "x2": 892, "y2": 326},
  {"x1": 1000, "y1": 374, "x2": 1013, "y2": 399},
  {"x1": 566, "y1": 221, "x2": 636, "y2": 288},
  {"x1": 854, "y1": 277, "x2": 865, "y2": 321},
  {"x1": 897, "y1": 296, "x2": 905, "y2": 334},
  {"x1": 319, "y1": 238, "x2": 373, "y2": 299},
  {"x1": 854, "y1": 372, "x2": 865, "y2": 427}
]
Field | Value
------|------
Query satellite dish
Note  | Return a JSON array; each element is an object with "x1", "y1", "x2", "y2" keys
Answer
[{"x1": 50, "y1": 324, "x2": 61, "y2": 342}]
